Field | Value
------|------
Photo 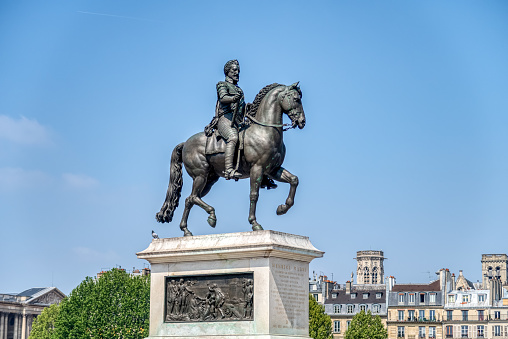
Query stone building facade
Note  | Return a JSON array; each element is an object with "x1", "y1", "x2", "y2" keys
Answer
[
  {"x1": 386, "y1": 269, "x2": 453, "y2": 339},
  {"x1": 0, "y1": 287, "x2": 65, "y2": 339}
]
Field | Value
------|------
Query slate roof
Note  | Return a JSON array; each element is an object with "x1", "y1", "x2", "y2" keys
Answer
[
  {"x1": 325, "y1": 286, "x2": 386, "y2": 305},
  {"x1": 17, "y1": 288, "x2": 46, "y2": 297},
  {"x1": 391, "y1": 279, "x2": 441, "y2": 292}
]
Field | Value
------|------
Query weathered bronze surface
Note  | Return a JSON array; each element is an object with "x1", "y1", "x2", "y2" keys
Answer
[
  {"x1": 165, "y1": 273, "x2": 254, "y2": 322},
  {"x1": 156, "y1": 60, "x2": 305, "y2": 236}
]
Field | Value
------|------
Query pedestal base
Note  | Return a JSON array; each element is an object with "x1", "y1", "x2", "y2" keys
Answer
[{"x1": 137, "y1": 230, "x2": 323, "y2": 339}]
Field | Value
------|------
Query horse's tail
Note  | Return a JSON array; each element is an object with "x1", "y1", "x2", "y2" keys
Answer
[{"x1": 156, "y1": 142, "x2": 185, "y2": 223}]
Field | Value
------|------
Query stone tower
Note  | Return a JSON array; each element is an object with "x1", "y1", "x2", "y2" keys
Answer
[
  {"x1": 481, "y1": 254, "x2": 508, "y2": 288},
  {"x1": 355, "y1": 250, "x2": 385, "y2": 285}
]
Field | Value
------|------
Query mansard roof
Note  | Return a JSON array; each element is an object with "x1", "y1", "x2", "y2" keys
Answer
[
  {"x1": 391, "y1": 279, "x2": 441, "y2": 292},
  {"x1": 325, "y1": 285, "x2": 386, "y2": 305}
]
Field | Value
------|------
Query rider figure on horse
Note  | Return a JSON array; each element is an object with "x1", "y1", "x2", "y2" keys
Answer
[{"x1": 216, "y1": 59, "x2": 245, "y2": 180}]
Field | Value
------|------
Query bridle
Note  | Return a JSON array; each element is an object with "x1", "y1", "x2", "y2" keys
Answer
[{"x1": 246, "y1": 86, "x2": 301, "y2": 131}]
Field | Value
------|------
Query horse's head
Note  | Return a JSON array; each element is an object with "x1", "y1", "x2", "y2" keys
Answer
[{"x1": 279, "y1": 82, "x2": 305, "y2": 129}]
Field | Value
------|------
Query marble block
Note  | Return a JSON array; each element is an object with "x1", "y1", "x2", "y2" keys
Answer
[{"x1": 136, "y1": 230, "x2": 324, "y2": 339}]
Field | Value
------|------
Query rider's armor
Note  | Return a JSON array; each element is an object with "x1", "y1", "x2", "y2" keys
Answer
[{"x1": 216, "y1": 80, "x2": 245, "y2": 179}]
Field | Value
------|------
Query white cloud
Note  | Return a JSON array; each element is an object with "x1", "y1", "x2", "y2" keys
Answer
[
  {"x1": 0, "y1": 115, "x2": 52, "y2": 145},
  {"x1": 0, "y1": 167, "x2": 51, "y2": 191},
  {"x1": 73, "y1": 247, "x2": 120, "y2": 263},
  {"x1": 62, "y1": 173, "x2": 99, "y2": 189}
]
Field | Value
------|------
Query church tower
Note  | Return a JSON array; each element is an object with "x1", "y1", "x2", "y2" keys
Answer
[
  {"x1": 355, "y1": 250, "x2": 385, "y2": 285},
  {"x1": 482, "y1": 254, "x2": 508, "y2": 288}
]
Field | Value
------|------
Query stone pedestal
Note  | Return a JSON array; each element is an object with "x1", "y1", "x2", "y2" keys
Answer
[{"x1": 137, "y1": 230, "x2": 324, "y2": 339}]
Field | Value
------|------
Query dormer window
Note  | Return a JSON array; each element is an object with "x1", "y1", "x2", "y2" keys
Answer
[
  {"x1": 363, "y1": 293, "x2": 369, "y2": 299},
  {"x1": 376, "y1": 292, "x2": 382, "y2": 299},
  {"x1": 332, "y1": 293, "x2": 337, "y2": 298},
  {"x1": 351, "y1": 293, "x2": 357, "y2": 299}
]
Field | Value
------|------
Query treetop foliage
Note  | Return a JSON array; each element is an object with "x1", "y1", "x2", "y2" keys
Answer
[{"x1": 309, "y1": 294, "x2": 333, "y2": 339}]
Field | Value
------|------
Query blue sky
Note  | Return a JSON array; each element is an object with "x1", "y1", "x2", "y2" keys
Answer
[{"x1": 1, "y1": 1, "x2": 507, "y2": 294}]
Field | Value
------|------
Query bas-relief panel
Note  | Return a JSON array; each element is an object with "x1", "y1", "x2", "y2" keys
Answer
[{"x1": 165, "y1": 273, "x2": 253, "y2": 322}]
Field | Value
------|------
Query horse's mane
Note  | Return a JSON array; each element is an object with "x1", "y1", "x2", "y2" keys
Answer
[{"x1": 246, "y1": 83, "x2": 284, "y2": 116}]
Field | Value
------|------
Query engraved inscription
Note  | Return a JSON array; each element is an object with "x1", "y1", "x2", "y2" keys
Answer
[
  {"x1": 165, "y1": 273, "x2": 253, "y2": 322},
  {"x1": 271, "y1": 260, "x2": 308, "y2": 331}
]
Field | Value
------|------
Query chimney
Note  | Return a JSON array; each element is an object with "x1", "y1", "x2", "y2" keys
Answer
[
  {"x1": 142, "y1": 267, "x2": 151, "y2": 276},
  {"x1": 386, "y1": 276, "x2": 396, "y2": 292},
  {"x1": 346, "y1": 280, "x2": 352, "y2": 294}
]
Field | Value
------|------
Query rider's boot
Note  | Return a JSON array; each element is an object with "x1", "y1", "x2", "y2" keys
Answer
[{"x1": 224, "y1": 141, "x2": 241, "y2": 180}]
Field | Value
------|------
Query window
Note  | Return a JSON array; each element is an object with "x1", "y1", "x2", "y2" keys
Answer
[
  {"x1": 313, "y1": 294, "x2": 318, "y2": 301},
  {"x1": 408, "y1": 310, "x2": 415, "y2": 321},
  {"x1": 462, "y1": 294, "x2": 470, "y2": 303},
  {"x1": 494, "y1": 311, "x2": 501, "y2": 320},
  {"x1": 478, "y1": 294, "x2": 485, "y2": 302},
  {"x1": 478, "y1": 310, "x2": 484, "y2": 321},
  {"x1": 461, "y1": 325, "x2": 468, "y2": 338},
  {"x1": 409, "y1": 294, "x2": 415, "y2": 303},
  {"x1": 364, "y1": 267, "x2": 370, "y2": 284},
  {"x1": 398, "y1": 310, "x2": 405, "y2": 321},
  {"x1": 448, "y1": 294, "x2": 456, "y2": 303},
  {"x1": 351, "y1": 293, "x2": 357, "y2": 299},
  {"x1": 446, "y1": 325, "x2": 453, "y2": 338},
  {"x1": 333, "y1": 321, "x2": 340, "y2": 333},
  {"x1": 420, "y1": 293, "x2": 426, "y2": 303},
  {"x1": 429, "y1": 326, "x2": 436, "y2": 338},
  {"x1": 429, "y1": 293, "x2": 436, "y2": 303},
  {"x1": 372, "y1": 267, "x2": 378, "y2": 284},
  {"x1": 429, "y1": 310, "x2": 435, "y2": 321},
  {"x1": 332, "y1": 293, "x2": 337, "y2": 298},
  {"x1": 447, "y1": 310, "x2": 453, "y2": 321},
  {"x1": 360, "y1": 304, "x2": 367, "y2": 312},
  {"x1": 462, "y1": 310, "x2": 468, "y2": 321},
  {"x1": 398, "y1": 326, "x2": 405, "y2": 338},
  {"x1": 312, "y1": 284, "x2": 317, "y2": 291},
  {"x1": 494, "y1": 325, "x2": 501, "y2": 337},
  {"x1": 477, "y1": 325, "x2": 484, "y2": 338},
  {"x1": 333, "y1": 304, "x2": 341, "y2": 314},
  {"x1": 363, "y1": 293, "x2": 369, "y2": 299},
  {"x1": 373, "y1": 304, "x2": 381, "y2": 313},
  {"x1": 419, "y1": 310, "x2": 425, "y2": 321},
  {"x1": 419, "y1": 326, "x2": 425, "y2": 338},
  {"x1": 347, "y1": 304, "x2": 354, "y2": 313},
  {"x1": 398, "y1": 293, "x2": 405, "y2": 303},
  {"x1": 346, "y1": 320, "x2": 351, "y2": 329},
  {"x1": 376, "y1": 292, "x2": 382, "y2": 299}
]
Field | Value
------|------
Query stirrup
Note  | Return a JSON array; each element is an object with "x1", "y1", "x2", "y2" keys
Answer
[{"x1": 225, "y1": 169, "x2": 241, "y2": 180}]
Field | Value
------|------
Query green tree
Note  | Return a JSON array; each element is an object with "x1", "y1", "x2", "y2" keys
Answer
[
  {"x1": 309, "y1": 294, "x2": 333, "y2": 339},
  {"x1": 29, "y1": 303, "x2": 61, "y2": 339},
  {"x1": 344, "y1": 310, "x2": 387, "y2": 339},
  {"x1": 54, "y1": 268, "x2": 150, "y2": 339}
]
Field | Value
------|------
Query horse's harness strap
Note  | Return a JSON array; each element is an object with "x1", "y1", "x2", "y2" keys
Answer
[{"x1": 246, "y1": 115, "x2": 294, "y2": 131}]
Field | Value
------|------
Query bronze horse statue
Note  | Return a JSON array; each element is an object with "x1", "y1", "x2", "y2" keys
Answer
[{"x1": 156, "y1": 83, "x2": 305, "y2": 236}]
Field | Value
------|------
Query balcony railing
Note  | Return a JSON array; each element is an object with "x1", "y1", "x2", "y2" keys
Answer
[
  {"x1": 444, "y1": 316, "x2": 508, "y2": 322},
  {"x1": 391, "y1": 317, "x2": 440, "y2": 323}
]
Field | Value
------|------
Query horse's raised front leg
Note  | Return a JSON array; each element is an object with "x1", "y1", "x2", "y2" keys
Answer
[
  {"x1": 248, "y1": 165, "x2": 264, "y2": 231},
  {"x1": 271, "y1": 167, "x2": 299, "y2": 215},
  {"x1": 180, "y1": 175, "x2": 217, "y2": 236}
]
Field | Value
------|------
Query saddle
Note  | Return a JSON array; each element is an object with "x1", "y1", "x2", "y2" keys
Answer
[{"x1": 205, "y1": 129, "x2": 246, "y2": 155}]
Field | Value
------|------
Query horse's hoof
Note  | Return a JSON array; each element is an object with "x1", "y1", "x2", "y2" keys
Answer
[
  {"x1": 252, "y1": 224, "x2": 264, "y2": 231},
  {"x1": 207, "y1": 215, "x2": 217, "y2": 228},
  {"x1": 276, "y1": 205, "x2": 287, "y2": 215},
  {"x1": 182, "y1": 228, "x2": 193, "y2": 237}
]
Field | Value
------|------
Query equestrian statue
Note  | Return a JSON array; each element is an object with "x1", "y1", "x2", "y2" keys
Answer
[{"x1": 156, "y1": 60, "x2": 306, "y2": 236}]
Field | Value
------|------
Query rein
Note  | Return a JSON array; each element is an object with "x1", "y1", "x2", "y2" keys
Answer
[{"x1": 246, "y1": 115, "x2": 295, "y2": 131}]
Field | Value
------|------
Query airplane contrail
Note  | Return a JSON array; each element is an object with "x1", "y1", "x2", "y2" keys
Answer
[{"x1": 76, "y1": 10, "x2": 161, "y2": 23}]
